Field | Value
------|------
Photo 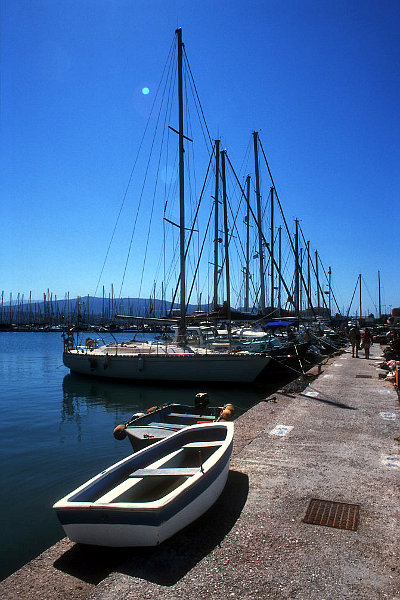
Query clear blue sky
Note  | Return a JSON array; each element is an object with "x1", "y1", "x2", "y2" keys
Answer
[{"x1": 1, "y1": 0, "x2": 399, "y2": 316}]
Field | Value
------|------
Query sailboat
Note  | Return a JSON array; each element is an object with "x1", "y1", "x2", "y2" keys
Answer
[{"x1": 63, "y1": 29, "x2": 271, "y2": 383}]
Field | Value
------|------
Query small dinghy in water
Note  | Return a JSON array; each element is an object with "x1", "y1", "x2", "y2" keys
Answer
[
  {"x1": 53, "y1": 422, "x2": 233, "y2": 547},
  {"x1": 113, "y1": 392, "x2": 234, "y2": 451}
]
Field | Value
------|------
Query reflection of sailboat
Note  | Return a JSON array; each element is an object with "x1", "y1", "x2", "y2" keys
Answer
[
  {"x1": 62, "y1": 373, "x2": 266, "y2": 416},
  {"x1": 63, "y1": 29, "x2": 270, "y2": 384}
]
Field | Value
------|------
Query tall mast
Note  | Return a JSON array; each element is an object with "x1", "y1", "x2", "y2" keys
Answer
[
  {"x1": 270, "y1": 186, "x2": 274, "y2": 311},
  {"x1": 328, "y1": 266, "x2": 332, "y2": 316},
  {"x1": 299, "y1": 249, "x2": 303, "y2": 311},
  {"x1": 359, "y1": 273, "x2": 362, "y2": 321},
  {"x1": 244, "y1": 175, "x2": 250, "y2": 312},
  {"x1": 278, "y1": 226, "x2": 282, "y2": 316},
  {"x1": 307, "y1": 241, "x2": 311, "y2": 313},
  {"x1": 176, "y1": 27, "x2": 186, "y2": 343},
  {"x1": 221, "y1": 150, "x2": 231, "y2": 343},
  {"x1": 294, "y1": 219, "x2": 300, "y2": 314},
  {"x1": 315, "y1": 250, "x2": 320, "y2": 308},
  {"x1": 213, "y1": 139, "x2": 220, "y2": 310},
  {"x1": 378, "y1": 270, "x2": 381, "y2": 319},
  {"x1": 253, "y1": 131, "x2": 265, "y2": 313}
]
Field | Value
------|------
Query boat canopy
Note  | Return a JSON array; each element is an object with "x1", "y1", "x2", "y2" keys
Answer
[{"x1": 263, "y1": 320, "x2": 293, "y2": 328}]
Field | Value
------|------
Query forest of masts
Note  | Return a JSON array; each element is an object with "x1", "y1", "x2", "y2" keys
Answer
[
  {"x1": 2, "y1": 133, "x2": 383, "y2": 330},
  {"x1": 3, "y1": 32, "x2": 387, "y2": 331}
]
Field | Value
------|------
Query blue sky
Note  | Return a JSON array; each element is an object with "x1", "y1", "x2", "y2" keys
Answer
[{"x1": 1, "y1": 0, "x2": 399, "y2": 316}]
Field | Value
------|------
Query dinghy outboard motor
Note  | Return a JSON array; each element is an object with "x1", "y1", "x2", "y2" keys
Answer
[{"x1": 194, "y1": 392, "x2": 209, "y2": 409}]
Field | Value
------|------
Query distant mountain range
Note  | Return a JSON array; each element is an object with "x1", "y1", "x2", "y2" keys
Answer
[{"x1": 1, "y1": 296, "x2": 210, "y2": 325}]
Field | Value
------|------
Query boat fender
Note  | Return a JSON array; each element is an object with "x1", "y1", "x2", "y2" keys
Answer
[
  {"x1": 146, "y1": 406, "x2": 158, "y2": 414},
  {"x1": 113, "y1": 424, "x2": 127, "y2": 440},
  {"x1": 219, "y1": 408, "x2": 233, "y2": 421},
  {"x1": 225, "y1": 403, "x2": 235, "y2": 414}
]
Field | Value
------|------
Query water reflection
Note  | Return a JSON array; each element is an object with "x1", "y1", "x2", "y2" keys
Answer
[{"x1": 62, "y1": 373, "x2": 266, "y2": 421}]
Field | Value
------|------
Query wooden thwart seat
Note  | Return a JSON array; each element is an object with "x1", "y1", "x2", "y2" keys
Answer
[
  {"x1": 167, "y1": 412, "x2": 216, "y2": 420},
  {"x1": 129, "y1": 467, "x2": 201, "y2": 477},
  {"x1": 146, "y1": 422, "x2": 186, "y2": 429},
  {"x1": 182, "y1": 441, "x2": 223, "y2": 448}
]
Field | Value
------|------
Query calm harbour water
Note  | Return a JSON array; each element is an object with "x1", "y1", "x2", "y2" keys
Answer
[{"x1": 0, "y1": 331, "x2": 269, "y2": 581}]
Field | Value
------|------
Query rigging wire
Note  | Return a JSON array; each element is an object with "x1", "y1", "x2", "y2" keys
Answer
[
  {"x1": 224, "y1": 151, "x2": 295, "y2": 309},
  {"x1": 136, "y1": 63, "x2": 176, "y2": 302},
  {"x1": 361, "y1": 275, "x2": 378, "y2": 315},
  {"x1": 168, "y1": 145, "x2": 216, "y2": 315},
  {"x1": 186, "y1": 208, "x2": 214, "y2": 311},
  {"x1": 297, "y1": 223, "x2": 330, "y2": 313},
  {"x1": 346, "y1": 278, "x2": 359, "y2": 317},
  {"x1": 257, "y1": 137, "x2": 315, "y2": 315},
  {"x1": 183, "y1": 48, "x2": 213, "y2": 150},
  {"x1": 94, "y1": 35, "x2": 176, "y2": 298},
  {"x1": 119, "y1": 49, "x2": 177, "y2": 300}
]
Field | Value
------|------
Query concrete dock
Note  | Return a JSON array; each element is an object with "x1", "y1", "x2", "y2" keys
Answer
[{"x1": 1, "y1": 344, "x2": 399, "y2": 599}]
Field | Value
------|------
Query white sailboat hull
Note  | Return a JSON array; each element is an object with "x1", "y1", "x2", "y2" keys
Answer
[{"x1": 63, "y1": 350, "x2": 270, "y2": 383}]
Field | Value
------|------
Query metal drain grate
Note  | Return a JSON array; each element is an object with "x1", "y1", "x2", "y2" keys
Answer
[
  {"x1": 303, "y1": 499, "x2": 360, "y2": 531},
  {"x1": 356, "y1": 374, "x2": 372, "y2": 379}
]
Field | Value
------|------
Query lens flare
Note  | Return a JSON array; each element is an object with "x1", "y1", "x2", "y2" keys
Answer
[{"x1": 142, "y1": 87, "x2": 150, "y2": 95}]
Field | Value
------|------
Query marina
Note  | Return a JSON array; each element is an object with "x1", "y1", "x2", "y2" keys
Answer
[{"x1": 1, "y1": 6, "x2": 399, "y2": 599}]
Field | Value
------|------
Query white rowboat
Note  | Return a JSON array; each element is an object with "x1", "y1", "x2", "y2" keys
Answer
[{"x1": 53, "y1": 422, "x2": 233, "y2": 547}]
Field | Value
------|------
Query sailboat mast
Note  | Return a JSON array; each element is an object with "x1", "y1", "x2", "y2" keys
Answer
[
  {"x1": 213, "y1": 139, "x2": 220, "y2": 310},
  {"x1": 221, "y1": 150, "x2": 231, "y2": 343},
  {"x1": 177, "y1": 27, "x2": 186, "y2": 342},
  {"x1": 270, "y1": 186, "x2": 274, "y2": 311},
  {"x1": 253, "y1": 131, "x2": 265, "y2": 313},
  {"x1": 244, "y1": 175, "x2": 250, "y2": 312},
  {"x1": 278, "y1": 226, "x2": 282, "y2": 316},
  {"x1": 294, "y1": 219, "x2": 300, "y2": 314},
  {"x1": 307, "y1": 241, "x2": 311, "y2": 313},
  {"x1": 315, "y1": 250, "x2": 320, "y2": 308},
  {"x1": 328, "y1": 267, "x2": 332, "y2": 316},
  {"x1": 378, "y1": 270, "x2": 381, "y2": 319},
  {"x1": 359, "y1": 273, "x2": 362, "y2": 321}
]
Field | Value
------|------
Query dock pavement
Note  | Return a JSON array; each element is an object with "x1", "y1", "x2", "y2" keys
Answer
[{"x1": 1, "y1": 343, "x2": 399, "y2": 599}]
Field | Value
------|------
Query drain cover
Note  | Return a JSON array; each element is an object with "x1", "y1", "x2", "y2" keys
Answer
[
  {"x1": 356, "y1": 374, "x2": 372, "y2": 379},
  {"x1": 303, "y1": 498, "x2": 360, "y2": 531}
]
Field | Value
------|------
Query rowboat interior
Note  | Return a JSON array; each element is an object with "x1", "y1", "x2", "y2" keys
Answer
[{"x1": 66, "y1": 429, "x2": 227, "y2": 506}]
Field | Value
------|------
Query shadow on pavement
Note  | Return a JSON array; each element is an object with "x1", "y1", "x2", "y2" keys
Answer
[{"x1": 299, "y1": 391, "x2": 357, "y2": 410}]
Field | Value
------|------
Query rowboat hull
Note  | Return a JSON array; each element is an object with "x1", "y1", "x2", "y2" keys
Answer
[
  {"x1": 54, "y1": 422, "x2": 233, "y2": 547},
  {"x1": 58, "y1": 459, "x2": 229, "y2": 546}
]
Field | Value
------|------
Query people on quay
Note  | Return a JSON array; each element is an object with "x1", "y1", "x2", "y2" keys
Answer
[
  {"x1": 349, "y1": 324, "x2": 361, "y2": 358},
  {"x1": 361, "y1": 327, "x2": 373, "y2": 359}
]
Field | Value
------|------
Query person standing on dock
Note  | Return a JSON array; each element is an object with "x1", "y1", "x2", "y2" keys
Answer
[
  {"x1": 361, "y1": 327, "x2": 373, "y2": 359},
  {"x1": 349, "y1": 324, "x2": 361, "y2": 358}
]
